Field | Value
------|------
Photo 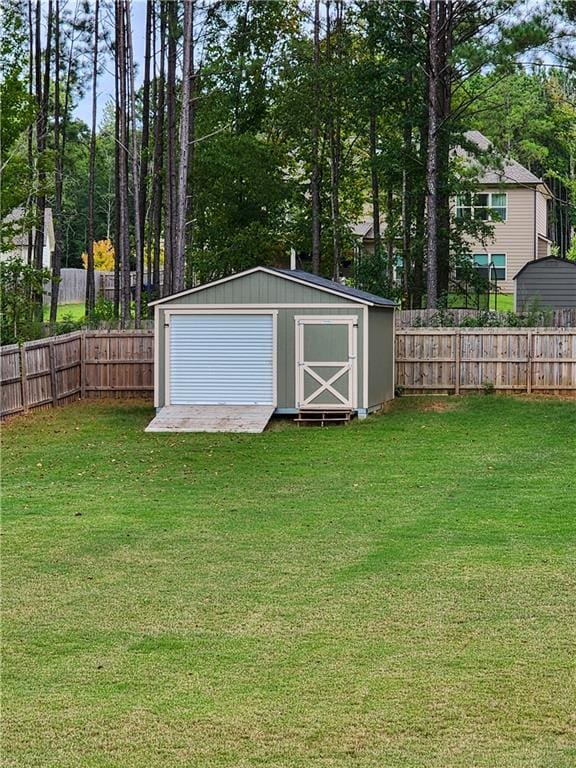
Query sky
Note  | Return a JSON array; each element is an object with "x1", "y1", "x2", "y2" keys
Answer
[{"x1": 73, "y1": 0, "x2": 149, "y2": 126}]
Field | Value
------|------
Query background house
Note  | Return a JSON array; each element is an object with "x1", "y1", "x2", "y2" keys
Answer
[
  {"x1": 352, "y1": 131, "x2": 553, "y2": 295},
  {"x1": 455, "y1": 131, "x2": 552, "y2": 294},
  {"x1": 1, "y1": 208, "x2": 55, "y2": 269}
]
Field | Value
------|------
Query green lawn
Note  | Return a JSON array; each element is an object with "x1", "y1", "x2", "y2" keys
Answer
[
  {"x1": 43, "y1": 302, "x2": 86, "y2": 321},
  {"x1": 3, "y1": 397, "x2": 575, "y2": 767},
  {"x1": 446, "y1": 293, "x2": 514, "y2": 311}
]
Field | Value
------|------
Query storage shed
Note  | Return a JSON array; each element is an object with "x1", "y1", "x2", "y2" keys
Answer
[
  {"x1": 514, "y1": 257, "x2": 576, "y2": 310},
  {"x1": 146, "y1": 267, "x2": 395, "y2": 432}
]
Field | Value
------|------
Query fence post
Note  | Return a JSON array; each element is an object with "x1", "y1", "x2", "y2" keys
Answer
[
  {"x1": 526, "y1": 330, "x2": 532, "y2": 394},
  {"x1": 48, "y1": 339, "x2": 58, "y2": 405},
  {"x1": 80, "y1": 331, "x2": 86, "y2": 399},
  {"x1": 454, "y1": 328, "x2": 461, "y2": 395},
  {"x1": 20, "y1": 345, "x2": 29, "y2": 412}
]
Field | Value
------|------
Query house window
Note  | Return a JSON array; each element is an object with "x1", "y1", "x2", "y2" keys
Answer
[
  {"x1": 473, "y1": 253, "x2": 506, "y2": 281},
  {"x1": 456, "y1": 192, "x2": 507, "y2": 222}
]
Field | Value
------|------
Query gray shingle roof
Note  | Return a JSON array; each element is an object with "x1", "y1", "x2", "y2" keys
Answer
[
  {"x1": 462, "y1": 131, "x2": 543, "y2": 186},
  {"x1": 513, "y1": 256, "x2": 576, "y2": 280},
  {"x1": 271, "y1": 268, "x2": 396, "y2": 306}
]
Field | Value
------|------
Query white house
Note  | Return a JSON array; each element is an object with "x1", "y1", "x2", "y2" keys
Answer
[{"x1": 1, "y1": 208, "x2": 55, "y2": 269}]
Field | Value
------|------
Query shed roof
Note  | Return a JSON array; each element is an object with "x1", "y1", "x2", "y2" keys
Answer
[
  {"x1": 268, "y1": 269, "x2": 395, "y2": 306},
  {"x1": 150, "y1": 266, "x2": 396, "y2": 307},
  {"x1": 513, "y1": 256, "x2": 576, "y2": 280}
]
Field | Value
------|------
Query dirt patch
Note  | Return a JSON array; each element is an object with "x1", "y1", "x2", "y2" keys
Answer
[{"x1": 416, "y1": 398, "x2": 460, "y2": 413}]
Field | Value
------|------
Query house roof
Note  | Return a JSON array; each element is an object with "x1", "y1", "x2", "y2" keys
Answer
[
  {"x1": 351, "y1": 217, "x2": 388, "y2": 241},
  {"x1": 150, "y1": 266, "x2": 396, "y2": 307},
  {"x1": 513, "y1": 256, "x2": 576, "y2": 280},
  {"x1": 461, "y1": 131, "x2": 545, "y2": 186}
]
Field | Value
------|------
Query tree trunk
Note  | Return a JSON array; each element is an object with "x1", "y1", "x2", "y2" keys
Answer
[
  {"x1": 27, "y1": 0, "x2": 34, "y2": 266},
  {"x1": 401, "y1": 6, "x2": 413, "y2": 307},
  {"x1": 151, "y1": 1, "x2": 166, "y2": 296},
  {"x1": 163, "y1": 0, "x2": 178, "y2": 297},
  {"x1": 425, "y1": 0, "x2": 440, "y2": 308},
  {"x1": 413, "y1": 122, "x2": 428, "y2": 309},
  {"x1": 33, "y1": 0, "x2": 53, "y2": 321},
  {"x1": 386, "y1": 188, "x2": 394, "y2": 285},
  {"x1": 369, "y1": 111, "x2": 381, "y2": 268},
  {"x1": 186, "y1": 60, "x2": 199, "y2": 287},
  {"x1": 174, "y1": 0, "x2": 194, "y2": 293},
  {"x1": 139, "y1": 0, "x2": 153, "y2": 295},
  {"x1": 113, "y1": 68, "x2": 121, "y2": 318},
  {"x1": 85, "y1": 0, "x2": 99, "y2": 317},
  {"x1": 436, "y1": 0, "x2": 453, "y2": 299},
  {"x1": 50, "y1": 0, "x2": 62, "y2": 324},
  {"x1": 310, "y1": 0, "x2": 321, "y2": 275},
  {"x1": 327, "y1": 0, "x2": 342, "y2": 281},
  {"x1": 116, "y1": 0, "x2": 131, "y2": 327},
  {"x1": 125, "y1": 0, "x2": 143, "y2": 327}
]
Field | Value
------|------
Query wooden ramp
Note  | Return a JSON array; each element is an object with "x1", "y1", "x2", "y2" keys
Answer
[{"x1": 145, "y1": 405, "x2": 275, "y2": 433}]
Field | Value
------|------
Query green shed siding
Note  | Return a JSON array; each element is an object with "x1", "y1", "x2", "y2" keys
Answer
[
  {"x1": 155, "y1": 270, "x2": 395, "y2": 413},
  {"x1": 368, "y1": 307, "x2": 395, "y2": 407},
  {"x1": 277, "y1": 307, "x2": 364, "y2": 409},
  {"x1": 157, "y1": 305, "x2": 364, "y2": 409},
  {"x1": 167, "y1": 271, "x2": 354, "y2": 306}
]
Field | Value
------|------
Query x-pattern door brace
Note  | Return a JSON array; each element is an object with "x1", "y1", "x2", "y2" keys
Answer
[{"x1": 301, "y1": 363, "x2": 350, "y2": 406}]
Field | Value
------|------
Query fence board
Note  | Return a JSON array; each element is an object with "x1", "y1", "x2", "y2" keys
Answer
[
  {"x1": 395, "y1": 328, "x2": 576, "y2": 395},
  {"x1": 83, "y1": 331, "x2": 154, "y2": 399}
]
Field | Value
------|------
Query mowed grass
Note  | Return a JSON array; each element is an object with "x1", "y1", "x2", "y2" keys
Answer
[
  {"x1": 446, "y1": 293, "x2": 514, "y2": 311},
  {"x1": 43, "y1": 303, "x2": 86, "y2": 321},
  {"x1": 2, "y1": 396, "x2": 575, "y2": 768}
]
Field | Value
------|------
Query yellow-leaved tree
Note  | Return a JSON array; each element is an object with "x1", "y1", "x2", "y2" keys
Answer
[{"x1": 82, "y1": 239, "x2": 115, "y2": 271}]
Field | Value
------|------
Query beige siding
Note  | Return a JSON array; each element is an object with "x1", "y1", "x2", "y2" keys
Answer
[
  {"x1": 538, "y1": 237, "x2": 550, "y2": 260},
  {"x1": 460, "y1": 185, "x2": 543, "y2": 293}
]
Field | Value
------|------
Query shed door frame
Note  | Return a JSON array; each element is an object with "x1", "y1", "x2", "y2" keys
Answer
[
  {"x1": 163, "y1": 309, "x2": 278, "y2": 407},
  {"x1": 294, "y1": 315, "x2": 358, "y2": 410}
]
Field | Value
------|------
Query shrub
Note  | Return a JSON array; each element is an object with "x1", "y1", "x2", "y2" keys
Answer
[{"x1": 0, "y1": 258, "x2": 52, "y2": 344}]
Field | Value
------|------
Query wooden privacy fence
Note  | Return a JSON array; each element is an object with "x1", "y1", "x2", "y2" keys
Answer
[
  {"x1": 396, "y1": 328, "x2": 576, "y2": 395},
  {"x1": 43, "y1": 268, "x2": 86, "y2": 305},
  {"x1": 1, "y1": 331, "x2": 154, "y2": 418},
  {"x1": 2, "y1": 327, "x2": 575, "y2": 418},
  {"x1": 1, "y1": 332, "x2": 83, "y2": 417}
]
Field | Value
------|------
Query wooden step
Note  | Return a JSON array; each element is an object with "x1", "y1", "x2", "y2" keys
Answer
[{"x1": 295, "y1": 410, "x2": 354, "y2": 427}]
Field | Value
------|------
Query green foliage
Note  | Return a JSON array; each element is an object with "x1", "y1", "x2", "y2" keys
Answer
[
  {"x1": 415, "y1": 300, "x2": 555, "y2": 328},
  {"x1": 352, "y1": 247, "x2": 402, "y2": 303},
  {"x1": 0, "y1": 258, "x2": 51, "y2": 344},
  {"x1": 482, "y1": 380, "x2": 495, "y2": 395},
  {"x1": 88, "y1": 297, "x2": 115, "y2": 322},
  {"x1": 0, "y1": 1, "x2": 35, "y2": 245}
]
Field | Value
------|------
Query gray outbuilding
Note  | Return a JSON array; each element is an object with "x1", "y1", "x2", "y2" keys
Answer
[
  {"x1": 514, "y1": 257, "x2": 576, "y2": 311},
  {"x1": 147, "y1": 267, "x2": 395, "y2": 432}
]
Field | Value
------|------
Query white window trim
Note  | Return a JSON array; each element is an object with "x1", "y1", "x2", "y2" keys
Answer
[
  {"x1": 471, "y1": 252, "x2": 507, "y2": 282},
  {"x1": 456, "y1": 192, "x2": 508, "y2": 222}
]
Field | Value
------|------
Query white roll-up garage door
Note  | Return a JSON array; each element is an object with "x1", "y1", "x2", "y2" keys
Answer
[{"x1": 169, "y1": 314, "x2": 274, "y2": 405}]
